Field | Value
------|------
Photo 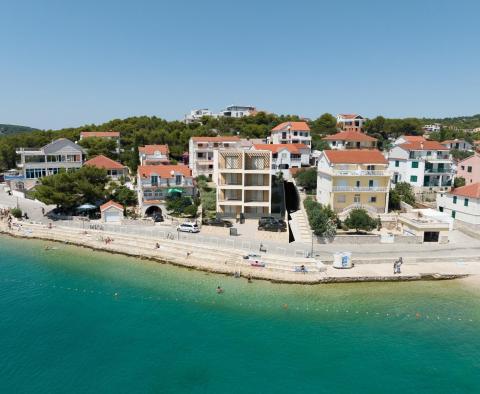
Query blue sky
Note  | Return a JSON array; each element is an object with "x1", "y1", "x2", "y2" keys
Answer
[{"x1": 1, "y1": 0, "x2": 479, "y2": 129}]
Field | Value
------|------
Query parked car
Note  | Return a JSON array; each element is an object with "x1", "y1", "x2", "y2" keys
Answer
[
  {"x1": 258, "y1": 219, "x2": 287, "y2": 232},
  {"x1": 202, "y1": 218, "x2": 233, "y2": 227},
  {"x1": 152, "y1": 213, "x2": 164, "y2": 223},
  {"x1": 177, "y1": 222, "x2": 200, "y2": 233}
]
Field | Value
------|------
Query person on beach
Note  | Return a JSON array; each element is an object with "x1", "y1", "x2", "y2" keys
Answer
[
  {"x1": 396, "y1": 257, "x2": 403, "y2": 274},
  {"x1": 155, "y1": 242, "x2": 160, "y2": 249},
  {"x1": 393, "y1": 261, "x2": 398, "y2": 274}
]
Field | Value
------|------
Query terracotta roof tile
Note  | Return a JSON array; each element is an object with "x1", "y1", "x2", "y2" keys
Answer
[
  {"x1": 324, "y1": 149, "x2": 387, "y2": 164},
  {"x1": 138, "y1": 164, "x2": 192, "y2": 179},
  {"x1": 271, "y1": 121, "x2": 310, "y2": 132},
  {"x1": 402, "y1": 135, "x2": 426, "y2": 142},
  {"x1": 451, "y1": 183, "x2": 480, "y2": 199},
  {"x1": 191, "y1": 136, "x2": 241, "y2": 142},
  {"x1": 399, "y1": 141, "x2": 448, "y2": 151},
  {"x1": 252, "y1": 143, "x2": 309, "y2": 154},
  {"x1": 84, "y1": 155, "x2": 125, "y2": 170},
  {"x1": 322, "y1": 131, "x2": 377, "y2": 142},
  {"x1": 80, "y1": 131, "x2": 120, "y2": 138},
  {"x1": 100, "y1": 200, "x2": 124, "y2": 211},
  {"x1": 138, "y1": 145, "x2": 170, "y2": 155}
]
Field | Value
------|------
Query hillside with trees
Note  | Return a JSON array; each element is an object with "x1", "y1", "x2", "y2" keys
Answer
[{"x1": 0, "y1": 124, "x2": 39, "y2": 136}]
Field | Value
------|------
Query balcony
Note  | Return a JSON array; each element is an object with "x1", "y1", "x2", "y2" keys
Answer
[
  {"x1": 424, "y1": 168, "x2": 453, "y2": 174},
  {"x1": 332, "y1": 186, "x2": 388, "y2": 192},
  {"x1": 332, "y1": 169, "x2": 389, "y2": 176}
]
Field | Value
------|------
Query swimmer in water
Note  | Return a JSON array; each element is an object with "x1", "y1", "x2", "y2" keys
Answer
[{"x1": 216, "y1": 286, "x2": 224, "y2": 294}]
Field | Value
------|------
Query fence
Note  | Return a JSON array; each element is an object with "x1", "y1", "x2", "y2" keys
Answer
[{"x1": 55, "y1": 220, "x2": 312, "y2": 258}]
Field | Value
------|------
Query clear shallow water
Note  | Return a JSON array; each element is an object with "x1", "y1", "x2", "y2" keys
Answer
[{"x1": 0, "y1": 236, "x2": 479, "y2": 394}]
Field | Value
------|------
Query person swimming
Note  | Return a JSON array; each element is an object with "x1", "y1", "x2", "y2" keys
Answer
[{"x1": 216, "y1": 286, "x2": 224, "y2": 294}]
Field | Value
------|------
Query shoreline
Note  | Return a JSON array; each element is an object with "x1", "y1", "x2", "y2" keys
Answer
[{"x1": 0, "y1": 221, "x2": 476, "y2": 285}]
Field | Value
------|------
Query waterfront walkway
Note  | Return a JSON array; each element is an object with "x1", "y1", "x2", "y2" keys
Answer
[{"x1": 2, "y1": 220, "x2": 479, "y2": 284}]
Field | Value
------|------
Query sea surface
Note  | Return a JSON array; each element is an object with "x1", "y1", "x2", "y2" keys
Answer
[{"x1": 0, "y1": 235, "x2": 479, "y2": 394}]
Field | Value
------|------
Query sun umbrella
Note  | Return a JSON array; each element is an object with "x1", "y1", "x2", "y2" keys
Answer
[{"x1": 167, "y1": 188, "x2": 183, "y2": 194}]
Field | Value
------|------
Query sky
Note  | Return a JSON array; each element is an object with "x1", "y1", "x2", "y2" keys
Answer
[{"x1": 1, "y1": 0, "x2": 479, "y2": 130}]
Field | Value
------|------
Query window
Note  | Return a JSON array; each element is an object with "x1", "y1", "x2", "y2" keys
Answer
[
  {"x1": 411, "y1": 161, "x2": 419, "y2": 168},
  {"x1": 452, "y1": 211, "x2": 456, "y2": 218},
  {"x1": 225, "y1": 156, "x2": 236, "y2": 169},
  {"x1": 464, "y1": 198, "x2": 469, "y2": 207},
  {"x1": 356, "y1": 180, "x2": 361, "y2": 187},
  {"x1": 426, "y1": 151, "x2": 432, "y2": 156},
  {"x1": 337, "y1": 195, "x2": 346, "y2": 203},
  {"x1": 439, "y1": 206, "x2": 444, "y2": 212},
  {"x1": 410, "y1": 175, "x2": 418, "y2": 182},
  {"x1": 467, "y1": 166, "x2": 472, "y2": 173},
  {"x1": 368, "y1": 180, "x2": 374, "y2": 187},
  {"x1": 175, "y1": 175, "x2": 182, "y2": 185},
  {"x1": 395, "y1": 160, "x2": 399, "y2": 167},
  {"x1": 354, "y1": 194, "x2": 361, "y2": 203},
  {"x1": 369, "y1": 196, "x2": 377, "y2": 203},
  {"x1": 367, "y1": 165, "x2": 375, "y2": 171},
  {"x1": 461, "y1": 166, "x2": 465, "y2": 170},
  {"x1": 151, "y1": 175, "x2": 158, "y2": 186},
  {"x1": 453, "y1": 196, "x2": 457, "y2": 204}
]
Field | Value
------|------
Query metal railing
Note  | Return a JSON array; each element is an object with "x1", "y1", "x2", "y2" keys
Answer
[{"x1": 332, "y1": 186, "x2": 388, "y2": 192}]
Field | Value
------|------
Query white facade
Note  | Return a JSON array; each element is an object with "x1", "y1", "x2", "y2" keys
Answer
[
  {"x1": 388, "y1": 145, "x2": 454, "y2": 188},
  {"x1": 188, "y1": 137, "x2": 241, "y2": 179},
  {"x1": 441, "y1": 139, "x2": 473, "y2": 151},
  {"x1": 336, "y1": 114, "x2": 366, "y2": 132},
  {"x1": 437, "y1": 191, "x2": 480, "y2": 225},
  {"x1": 423, "y1": 124, "x2": 441, "y2": 133},
  {"x1": 269, "y1": 122, "x2": 311, "y2": 147},
  {"x1": 185, "y1": 109, "x2": 214, "y2": 123},
  {"x1": 219, "y1": 105, "x2": 256, "y2": 118}
]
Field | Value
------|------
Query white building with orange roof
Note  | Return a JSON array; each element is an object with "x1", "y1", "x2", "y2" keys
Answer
[
  {"x1": 138, "y1": 145, "x2": 170, "y2": 165},
  {"x1": 137, "y1": 164, "x2": 195, "y2": 217},
  {"x1": 79, "y1": 131, "x2": 120, "y2": 153},
  {"x1": 188, "y1": 136, "x2": 241, "y2": 179},
  {"x1": 83, "y1": 155, "x2": 128, "y2": 180},
  {"x1": 392, "y1": 135, "x2": 427, "y2": 146},
  {"x1": 322, "y1": 131, "x2": 377, "y2": 150},
  {"x1": 388, "y1": 140, "x2": 454, "y2": 188},
  {"x1": 336, "y1": 114, "x2": 366, "y2": 132},
  {"x1": 437, "y1": 183, "x2": 480, "y2": 225},
  {"x1": 252, "y1": 143, "x2": 310, "y2": 179},
  {"x1": 100, "y1": 200, "x2": 124, "y2": 223},
  {"x1": 317, "y1": 149, "x2": 391, "y2": 216},
  {"x1": 269, "y1": 121, "x2": 311, "y2": 146}
]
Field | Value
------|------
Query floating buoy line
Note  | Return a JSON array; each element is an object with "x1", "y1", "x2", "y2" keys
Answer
[{"x1": 1, "y1": 277, "x2": 476, "y2": 323}]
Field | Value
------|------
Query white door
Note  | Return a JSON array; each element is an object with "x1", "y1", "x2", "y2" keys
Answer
[{"x1": 105, "y1": 210, "x2": 120, "y2": 222}]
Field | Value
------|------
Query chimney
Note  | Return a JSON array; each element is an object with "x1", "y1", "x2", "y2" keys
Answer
[{"x1": 420, "y1": 141, "x2": 424, "y2": 150}]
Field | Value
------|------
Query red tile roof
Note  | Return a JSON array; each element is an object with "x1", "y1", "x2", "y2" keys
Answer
[
  {"x1": 322, "y1": 131, "x2": 377, "y2": 142},
  {"x1": 100, "y1": 200, "x2": 124, "y2": 211},
  {"x1": 271, "y1": 121, "x2": 310, "y2": 132},
  {"x1": 81, "y1": 131, "x2": 120, "y2": 138},
  {"x1": 191, "y1": 136, "x2": 241, "y2": 142},
  {"x1": 451, "y1": 183, "x2": 480, "y2": 199},
  {"x1": 138, "y1": 145, "x2": 170, "y2": 155},
  {"x1": 253, "y1": 143, "x2": 309, "y2": 154},
  {"x1": 338, "y1": 114, "x2": 362, "y2": 119},
  {"x1": 324, "y1": 149, "x2": 387, "y2": 164},
  {"x1": 84, "y1": 155, "x2": 125, "y2": 170},
  {"x1": 138, "y1": 164, "x2": 192, "y2": 178},
  {"x1": 399, "y1": 141, "x2": 448, "y2": 151},
  {"x1": 402, "y1": 135, "x2": 426, "y2": 142}
]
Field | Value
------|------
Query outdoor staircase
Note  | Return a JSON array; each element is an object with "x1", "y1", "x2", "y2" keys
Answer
[{"x1": 288, "y1": 183, "x2": 313, "y2": 245}]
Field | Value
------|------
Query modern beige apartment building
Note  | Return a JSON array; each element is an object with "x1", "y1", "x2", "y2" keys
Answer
[
  {"x1": 213, "y1": 150, "x2": 272, "y2": 217},
  {"x1": 316, "y1": 149, "x2": 390, "y2": 216}
]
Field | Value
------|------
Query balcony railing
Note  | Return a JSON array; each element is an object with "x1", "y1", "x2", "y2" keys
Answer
[
  {"x1": 332, "y1": 186, "x2": 388, "y2": 192},
  {"x1": 332, "y1": 169, "x2": 389, "y2": 176},
  {"x1": 424, "y1": 168, "x2": 453, "y2": 174}
]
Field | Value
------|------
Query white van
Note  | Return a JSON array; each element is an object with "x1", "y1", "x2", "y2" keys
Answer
[{"x1": 177, "y1": 222, "x2": 200, "y2": 233}]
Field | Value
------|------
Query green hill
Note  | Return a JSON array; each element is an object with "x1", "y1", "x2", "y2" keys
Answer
[{"x1": 0, "y1": 124, "x2": 40, "y2": 136}]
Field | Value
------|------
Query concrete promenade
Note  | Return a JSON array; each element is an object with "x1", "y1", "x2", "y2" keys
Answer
[{"x1": 1, "y1": 220, "x2": 479, "y2": 284}]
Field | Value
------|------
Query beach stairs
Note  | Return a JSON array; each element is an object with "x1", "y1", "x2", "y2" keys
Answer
[{"x1": 289, "y1": 210, "x2": 312, "y2": 245}]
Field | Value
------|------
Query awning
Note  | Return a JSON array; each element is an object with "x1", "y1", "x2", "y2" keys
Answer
[
  {"x1": 167, "y1": 188, "x2": 183, "y2": 194},
  {"x1": 76, "y1": 203, "x2": 97, "y2": 210}
]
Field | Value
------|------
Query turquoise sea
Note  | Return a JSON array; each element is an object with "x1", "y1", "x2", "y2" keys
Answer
[{"x1": 0, "y1": 235, "x2": 479, "y2": 393}]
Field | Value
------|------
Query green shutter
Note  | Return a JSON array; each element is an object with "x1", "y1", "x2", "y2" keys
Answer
[
  {"x1": 453, "y1": 196, "x2": 457, "y2": 204},
  {"x1": 395, "y1": 160, "x2": 399, "y2": 167},
  {"x1": 464, "y1": 198, "x2": 469, "y2": 206},
  {"x1": 410, "y1": 175, "x2": 417, "y2": 182},
  {"x1": 411, "y1": 161, "x2": 419, "y2": 168}
]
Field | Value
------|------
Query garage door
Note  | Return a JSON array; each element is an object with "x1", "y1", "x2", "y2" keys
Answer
[{"x1": 105, "y1": 211, "x2": 120, "y2": 223}]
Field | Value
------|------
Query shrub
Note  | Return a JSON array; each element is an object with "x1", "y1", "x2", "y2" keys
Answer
[
  {"x1": 10, "y1": 208, "x2": 22, "y2": 218},
  {"x1": 454, "y1": 177, "x2": 465, "y2": 189},
  {"x1": 303, "y1": 197, "x2": 337, "y2": 239},
  {"x1": 183, "y1": 204, "x2": 198, "y2": 217},
  {"x1": 294, "y1": 168, "x2": 317, "y2": 191},
  {"x1": 343, "y1": 208, "x2": 377, "y2": 233},
  {"x1": 389, "y1": 182, "x2": 416, "y2": 211}
]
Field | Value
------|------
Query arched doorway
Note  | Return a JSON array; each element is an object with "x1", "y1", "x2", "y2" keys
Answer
[{"x1": 145, "y1": 206, "x2": 162, "y2": 217}]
